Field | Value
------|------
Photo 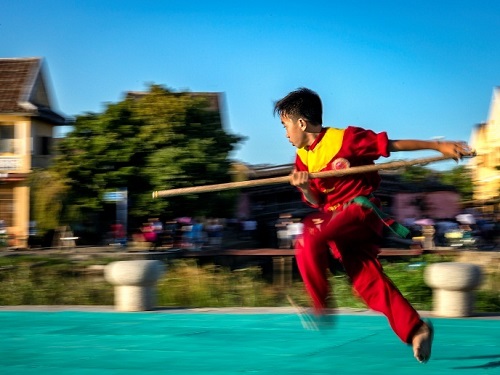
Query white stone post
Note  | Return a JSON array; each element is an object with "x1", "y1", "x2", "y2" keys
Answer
[
  {"x1": 424, "y1": 262, "x2": 482, "y2": 317},
  {"x1": 422, "y1": 225, "x2": 435, "y2": 249},
  {"x1": 104, "y1": 260, "x2": 165, "y2": 311}
]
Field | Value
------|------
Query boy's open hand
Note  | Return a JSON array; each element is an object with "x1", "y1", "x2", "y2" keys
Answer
[{"x1": 437, "y1": 141, "x2": 475, "y2": 161}]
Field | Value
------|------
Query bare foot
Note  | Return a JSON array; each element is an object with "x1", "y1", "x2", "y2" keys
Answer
[
  {"x1": 412, "y1": 320, "x2": 434, "y2": 363},
  {"x1": 286, "y1": 295, "x2": 334, "y2": 331}
]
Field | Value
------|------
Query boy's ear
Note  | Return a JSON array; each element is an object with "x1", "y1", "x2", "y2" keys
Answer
[{"x1": 298, "y1": 118, "x2": 307, "y2": 130}]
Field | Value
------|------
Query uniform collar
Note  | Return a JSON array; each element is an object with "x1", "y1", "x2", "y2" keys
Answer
[{"x1": 306, "y1": 127, "x2": 328, "y2": 151}]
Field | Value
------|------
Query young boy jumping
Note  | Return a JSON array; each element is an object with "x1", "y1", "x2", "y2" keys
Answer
[{"x1": 273, "y1": 87, "x2": 473, "y2": 364}]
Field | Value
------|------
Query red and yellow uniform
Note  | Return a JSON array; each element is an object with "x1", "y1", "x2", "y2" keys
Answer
[
  {"x1": 295, "y1": 126, "x2": 389, "y2": 211},
  {"x1": 294, "y1": 126, "x2": 422, "y2": 344}
]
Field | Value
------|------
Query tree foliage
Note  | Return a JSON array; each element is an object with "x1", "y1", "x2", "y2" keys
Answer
[
  {"x1": 400, "y1": 165, "x2": 434, "y2": 184},
  {"x1": 438, "y1": 165, "x2": 473, "y2": 201},
  {"x1": 50, "y1": 84, "x2": 245, "y2": 235},
  {"x1": 29, "y1": 169, "x2": 69, "y2": 234},
  {"x1": 400, "y1": 164, "x2": 473, "y2": 201}
]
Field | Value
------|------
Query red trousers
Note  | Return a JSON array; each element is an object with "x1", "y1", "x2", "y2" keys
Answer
[{"x1": 295, "y1": 202, "x2": 422, "y2": 343}]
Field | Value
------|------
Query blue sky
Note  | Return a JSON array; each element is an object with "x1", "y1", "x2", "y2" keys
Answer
[{"x1": 2, "y1": 0, "x2": 499, "y2": 170}]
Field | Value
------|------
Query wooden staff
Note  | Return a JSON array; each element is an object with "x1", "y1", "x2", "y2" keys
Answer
[{"x1": 152, "y1": 154, "x2": 471, "y2": 198}]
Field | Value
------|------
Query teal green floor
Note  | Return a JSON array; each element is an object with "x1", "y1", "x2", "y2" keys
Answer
[{"x1": 0, "y1": 310, "x2": 499, "y2": 374}]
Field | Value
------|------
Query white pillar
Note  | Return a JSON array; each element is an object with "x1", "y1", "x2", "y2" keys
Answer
[
  {"x1": 105, "y1": 260, "x2": 165, "y2": 311},
  {"x1": 424, "y1": 262, "x2": 482, "y2": 317},
  {"x1": 422, "y1": 225, "x2": 435, "y2": 249}
]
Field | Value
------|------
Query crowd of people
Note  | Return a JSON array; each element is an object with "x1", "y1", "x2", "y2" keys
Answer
[
  {"x1": 403, "y1": 211, "x2": 499, "y2": 249},
  {"x1": 131, "y1": 217, "x2": 234, "y2": 251},
  {"x1": 275, "y1": 213, "x2": 304, "y2": 249},
  {"x1": 125, "y1": 210, "x2": 498, "y2": 252}
]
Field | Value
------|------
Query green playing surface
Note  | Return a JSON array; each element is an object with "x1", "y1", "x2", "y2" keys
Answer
[{"x1": 0, "y1": 309, "x2": 498, "y2": 374}]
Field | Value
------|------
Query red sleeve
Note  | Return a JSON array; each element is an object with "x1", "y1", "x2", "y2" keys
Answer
[{"x1": 343, "y1": 126, "x2": 390, "y2": 160}]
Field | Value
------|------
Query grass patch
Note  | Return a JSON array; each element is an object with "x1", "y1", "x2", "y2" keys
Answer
[
  {"x1": 0, "y1": 262, "x2": 113, "y2": 305},
  {"x1": 0, "y1": 254, "x2": 498, "y2": 313}
]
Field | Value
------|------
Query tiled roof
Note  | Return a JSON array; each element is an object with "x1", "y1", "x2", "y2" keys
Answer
[
  {"x1": 0, "y1": 57, "x2": 40, "y2": 112},
  {"x1": 0, "y1": 57, "x2": 66, "y2": 124}
]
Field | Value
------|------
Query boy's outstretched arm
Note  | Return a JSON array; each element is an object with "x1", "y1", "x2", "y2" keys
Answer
[{"x1": 388, "y1": 139, "x2": 474, "y2": 161}]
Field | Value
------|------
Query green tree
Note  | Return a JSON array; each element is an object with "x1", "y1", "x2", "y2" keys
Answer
[
  {"x1": 439, "y1": 165, "x2": 474, "y2": 201},
  {"x1": 52, "y1": 84, "x2": 244, "y2": 236},
  {"x1": 401, "y1": 165, "x2": 474, "y2": 201},
  {"x1": 29, "y1": 169, "x2": 69, "y2": 234},
  {"x1": 400, "y1": 165, "x2": 434, "y2": 183}
]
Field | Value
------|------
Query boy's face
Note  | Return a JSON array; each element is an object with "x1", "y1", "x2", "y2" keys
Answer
[{"x1": 280, "y1": 114, "x2": 307, "y2": 149}]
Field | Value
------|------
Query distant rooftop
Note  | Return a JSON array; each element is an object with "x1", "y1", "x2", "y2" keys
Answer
[{"x1": 0, "y1": 57, "x2": 66, "y2": 124}]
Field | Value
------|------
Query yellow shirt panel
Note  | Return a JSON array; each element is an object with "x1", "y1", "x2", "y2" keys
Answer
[{"x1": 296, "y1": 128, "x2": 345, "y2": 172}]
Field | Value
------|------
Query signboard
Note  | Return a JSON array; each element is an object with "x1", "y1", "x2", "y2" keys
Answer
[
  {"x1": 103, "y1": 191, "x2": 127, "y2": 202},
  {"x1": 104, "y1": 188, "x2": 128, "y2": 246},
  {"x1": 0, "y1": 157, "x2": 21, "y2": 171}
]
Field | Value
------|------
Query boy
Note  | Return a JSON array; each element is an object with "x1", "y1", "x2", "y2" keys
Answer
[{"x1": 274, "y1": 87, "x2": 473, "y2": 363}]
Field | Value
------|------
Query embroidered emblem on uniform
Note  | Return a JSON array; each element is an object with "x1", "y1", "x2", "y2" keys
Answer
[
  {"x1": 330, "y1": 158, "x2": 350, "y2": 170},
  {"x1": 311, "y1": 218, "x2": 324, "y2": 232},
  {"x1": 322, "y1": 187, "x2": 335, "y2": 193}
]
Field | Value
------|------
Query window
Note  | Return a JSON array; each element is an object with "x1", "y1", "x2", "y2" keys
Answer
[
  {"x1": 0, "y1": 125, "x2": 15, "y2": 154},
  {"x1": 40, "y1": 136, "x2": 51, "y2": 155},
  {"x1": 0, "y1": 189, "x2": 14, "y2": 227}
]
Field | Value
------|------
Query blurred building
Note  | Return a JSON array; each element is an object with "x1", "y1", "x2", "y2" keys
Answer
[
  {"x1": 469, "y1": 87, "x2": 500, "y2": 206},
  {"x1": 0, "y1": 57, "x2": 67, "y2": 245},
  {"x1": 234, "y1": 163, "x2": 460, "y2": 247}
]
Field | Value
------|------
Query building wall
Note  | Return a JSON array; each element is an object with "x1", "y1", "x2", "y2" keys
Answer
[
  {"x1": 0, "y1": 115, "x2": 30, "y2": 172},
  {"x1": 393, "y1": 191, "x2": 460, "y2": 221},
  {"x1": 0, "y1": 115, "x2": 31, "y2": 244},
  {"x1": 469, "y1": 87, "x2": 500, "y2": 201},
  {"x1": 13, "y1": 183, "x2": 29, "y2": 244},
  {"x1": 0, "y1": 114, "x2": 58, "y2": 245},
  {"x1": 0, "y1": 58, "x2": 66, "y2": 247},
  {"x1": 31, "y1": 118, "x2": 55, "y2": 169}
]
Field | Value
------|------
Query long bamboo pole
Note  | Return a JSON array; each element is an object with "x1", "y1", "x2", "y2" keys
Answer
[{"x1": 152, "y1": 154, "x2": 470, "y2": 198}]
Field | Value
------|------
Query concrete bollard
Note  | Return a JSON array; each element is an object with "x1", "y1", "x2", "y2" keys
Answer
[
  {"x1": 422, "y1": 225, "x2": 435, "y2": 249},
  {"x1": 424, "y1": 262, "x2": 482, "y2": 317},
  {"x1": 104, "y1": 260, "x2": 165, "y2": 311}
]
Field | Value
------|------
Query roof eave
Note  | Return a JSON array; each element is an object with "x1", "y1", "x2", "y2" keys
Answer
[{"x1": 0, "y1": 109, "x2": 67, "y2": 125}]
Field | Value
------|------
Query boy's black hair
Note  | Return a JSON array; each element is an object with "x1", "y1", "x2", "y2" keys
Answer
[{"x1": 273, "y1": 87, "x2": 323, "y2": 126}]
